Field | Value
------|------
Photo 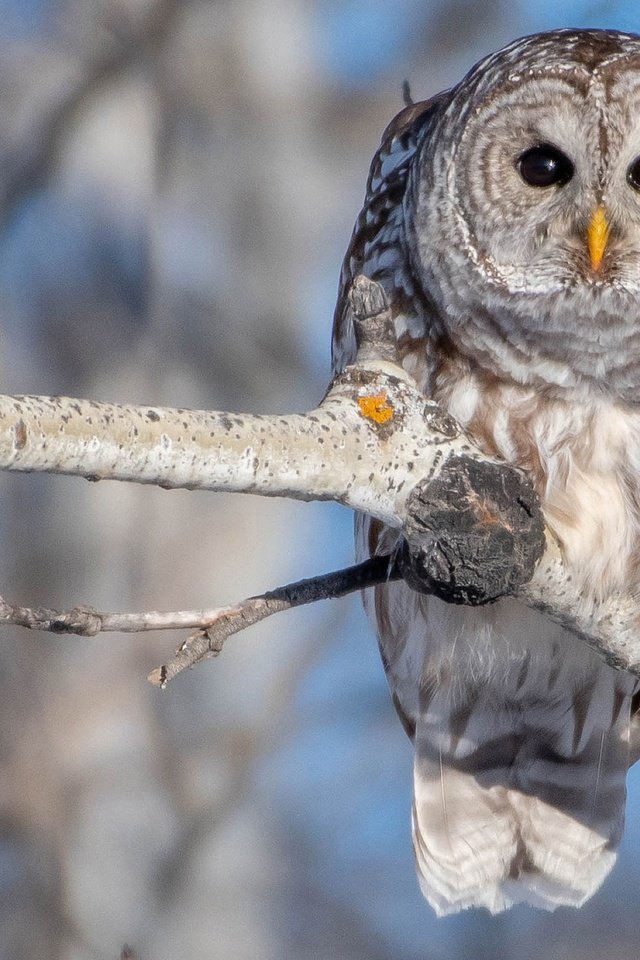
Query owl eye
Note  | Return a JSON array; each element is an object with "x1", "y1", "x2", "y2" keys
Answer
[
  {"x1": 627, "y1": 157, "x2": 640, "y2": 190},
  {"x1": 517, "y1": 145, "x2": 574, "y2": 188}
]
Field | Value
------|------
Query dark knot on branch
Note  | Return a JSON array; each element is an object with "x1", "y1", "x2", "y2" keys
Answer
[{"x1": 398, "y1": 454, "x2": 545, "y2": 605}]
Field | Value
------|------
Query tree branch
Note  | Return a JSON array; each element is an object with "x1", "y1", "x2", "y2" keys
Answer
[
  {"x1": 0, "y1": 276, "x2": 637, "y2": 678},
  {"x1": 0, "y1": 364, "x2": 466, "y2": 524},
  {"x1": 0, "y1": 556, "x2": 400, "y2": 686}
]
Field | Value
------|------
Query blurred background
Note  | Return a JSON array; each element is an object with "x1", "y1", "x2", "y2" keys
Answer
[{"x1": 2, "y1": 2, "x2": 640, "y2": 958}]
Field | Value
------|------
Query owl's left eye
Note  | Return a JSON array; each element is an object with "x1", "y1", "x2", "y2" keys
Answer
[
  {"x1": 627, "y1": 157, "x2": 640, "y2": 190},
  {"x1": 517, "y1": 145, "x2": 574, "y2": 188}
]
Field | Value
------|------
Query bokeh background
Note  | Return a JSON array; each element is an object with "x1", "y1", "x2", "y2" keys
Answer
[{"x1": 2, "y1": 2, "x2": 640, "y2": 958}]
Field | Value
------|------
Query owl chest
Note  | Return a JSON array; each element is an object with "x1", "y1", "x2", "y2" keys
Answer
[{"x1": 434, "y1": 371, "x2": 640, "y2": 600}]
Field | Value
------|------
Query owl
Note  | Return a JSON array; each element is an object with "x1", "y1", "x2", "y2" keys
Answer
[{"x1": 332, "y1": 28, "x2": 640, "y2": 915}]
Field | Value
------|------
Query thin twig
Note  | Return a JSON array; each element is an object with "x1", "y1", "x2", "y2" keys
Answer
[
  {"x1": 0, "y1": 597, "x2": 243, "y2": 636},
  {"x1": 0, "y1": 557, "x2": 400, "y2": 683},
  {"x1": 148, "y1": 556, "x2": 400, "y2": 687}
]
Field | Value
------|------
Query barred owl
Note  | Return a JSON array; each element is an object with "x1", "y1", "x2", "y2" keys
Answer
[{"x1": 332, "y1": 28, "x2": 640, "y2": 915}]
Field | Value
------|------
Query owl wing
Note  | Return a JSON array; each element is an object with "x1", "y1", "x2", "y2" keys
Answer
[{"x1": 331, "y1": 93, "x2": 449, "y2": 377}]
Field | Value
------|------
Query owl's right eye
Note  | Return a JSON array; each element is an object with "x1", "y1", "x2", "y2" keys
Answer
[{"x1": 517, "y1": 145, "x2": 574, "y2": 188}]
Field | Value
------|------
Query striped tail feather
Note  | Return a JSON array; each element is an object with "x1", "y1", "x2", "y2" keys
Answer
[{"x1": 410, "y1": 629, "x2": 636, "y2": 915}]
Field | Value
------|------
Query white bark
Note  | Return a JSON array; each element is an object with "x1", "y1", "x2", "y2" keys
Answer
[{"x1": 0, "y1": 363, "x2": 468, "y2": 526}]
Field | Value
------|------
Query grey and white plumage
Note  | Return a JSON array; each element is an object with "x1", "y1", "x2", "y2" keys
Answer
[{"x1": 332, "y1": 29, "x2": 640, "y2": 914}]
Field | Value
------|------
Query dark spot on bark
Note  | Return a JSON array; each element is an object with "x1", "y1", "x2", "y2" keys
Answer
[{"x1": 13, "y1": 419, "x2": 27, "y2": 449}]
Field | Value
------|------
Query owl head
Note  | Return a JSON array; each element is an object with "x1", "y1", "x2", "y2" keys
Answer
[{"x1": 410, "y1": 29, "x2": 640, "y2": 399}]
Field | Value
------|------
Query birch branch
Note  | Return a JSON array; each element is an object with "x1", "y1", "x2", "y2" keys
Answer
[
  {"x1": 0, "y1": 556, "x2": 399, "y2": 686},
  {"x1": 0, "y1": 275, "x2": 637, "y2": 678}
]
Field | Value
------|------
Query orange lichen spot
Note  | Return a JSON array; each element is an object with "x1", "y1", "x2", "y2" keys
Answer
[{"x1": 357, "y1": 391, "x2": 394, "y2": 424}]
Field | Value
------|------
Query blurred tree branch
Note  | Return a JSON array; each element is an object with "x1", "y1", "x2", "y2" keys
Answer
[
  {"x1": 0, "y1": 0, "x2": 183, "y2": 225},
  {"x1": 0, "y1": 276, "x2": 637, "y2": 680}
]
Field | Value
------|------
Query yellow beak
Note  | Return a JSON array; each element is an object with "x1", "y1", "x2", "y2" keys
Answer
[{"x1": 587, "y1": 205, "x2": 609, "y2": 272}]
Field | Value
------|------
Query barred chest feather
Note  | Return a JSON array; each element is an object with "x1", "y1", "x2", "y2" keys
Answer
[{"x1": 428, "y1": 357, "x2": 640, "y2": 605}]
